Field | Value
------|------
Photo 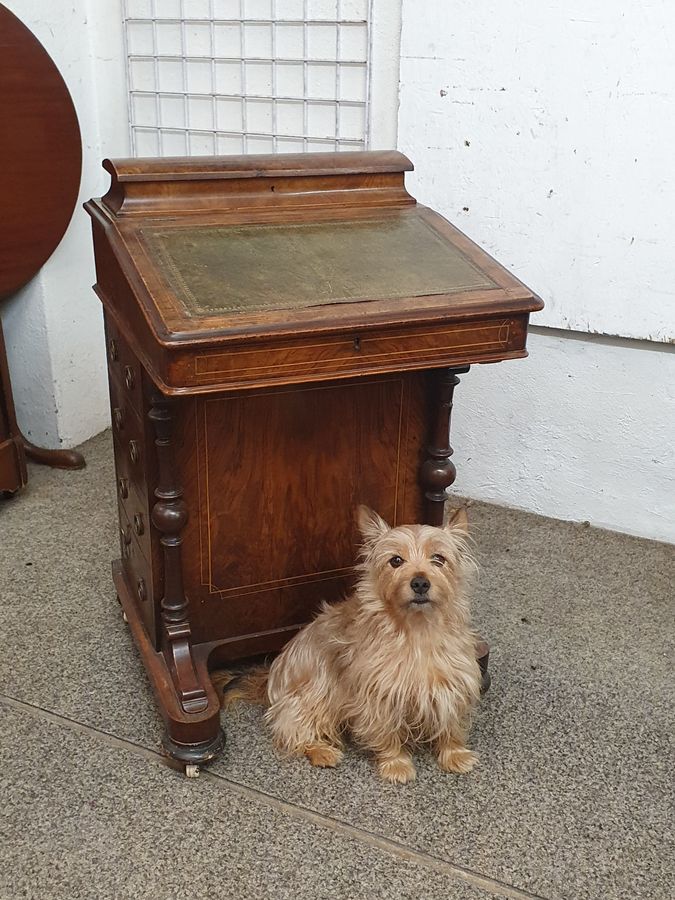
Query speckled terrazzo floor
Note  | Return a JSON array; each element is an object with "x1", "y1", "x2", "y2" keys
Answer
[{"x1": 1, "y1": 430, "x2": 673, "y2": 900}]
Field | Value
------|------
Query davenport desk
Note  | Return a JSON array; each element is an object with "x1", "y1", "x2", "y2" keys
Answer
[{"x1": 85, "y1": 151, "x2": 542, "y2": 774}]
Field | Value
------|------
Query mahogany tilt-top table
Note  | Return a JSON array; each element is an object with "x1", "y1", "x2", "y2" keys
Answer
[{"x1": 86, "y1": 151, "x2": 542, "y2": 774}]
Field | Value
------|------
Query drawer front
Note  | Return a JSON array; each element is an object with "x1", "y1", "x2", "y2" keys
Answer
[
  {"x1": 185, "y1": 316, "x2": 526, "y2": 390},
  {"x1": 119, "y1": 505, "x2": 157, "y2": 645},
  {"x1": 113, "y1": 441, "x2": 152, "y2": 572},
  {"x1": 110, "y1": 381, "x2": 149, "y2": 502},
  {"x1": 108, "y1": 371, "x2": 154, "y2": 571},
  {"x1": 117, "y1": 487, "x2": 152, "y2": 572},
  {"x1": 105, "y1": 316, "x2": 144, "y2": 416}
]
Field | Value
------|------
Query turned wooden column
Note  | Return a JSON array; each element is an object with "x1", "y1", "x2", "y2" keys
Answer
[
  {"x1": 420, "y1": 366, "x2": 491, "y2": 693},
  {"x1": 148, "y1": 393, "x2": 209, "y2": 715},
  {"x1": 420, "y1": 366, "x2": 469, "y2": 526}
]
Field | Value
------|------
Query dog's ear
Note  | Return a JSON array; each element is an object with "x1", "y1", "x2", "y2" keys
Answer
[
  {"x1": 446, "y1": 506, "x2": 469, "y2": 535},
  {"x1": 357, "y1": 505, "x2": 390, "y2": 543}
]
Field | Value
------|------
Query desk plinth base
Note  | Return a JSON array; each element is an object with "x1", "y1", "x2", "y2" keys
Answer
[
  {"x1": 113, "y1": 559, "x2": 311, "y2": 770},
  {"x1": 113, "y1": 559, "x2": 224, "y2": 770}
]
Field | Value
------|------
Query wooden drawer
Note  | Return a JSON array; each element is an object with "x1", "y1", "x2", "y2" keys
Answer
[
  {"x1": 180, "y1": 316, "x2": 526, "y2": 391},
  {"x1": 119, "y1": 504, "x2": 157, "y2": 646},
  {"x1": 105, "y1": 316, "x2": 144, "y2": 416},
  {"x1": 117, "y1": 487, "x2": 152, "y2": 572},
  {"x1": 110, "y1": 383, "x2": 149, "y2": 505},
  {"x1": 109, "y1": 378, "x2": 139, "y2": 442},
  {"x1": 110, "y1": 393, "x2": 154, "y2": 584}
]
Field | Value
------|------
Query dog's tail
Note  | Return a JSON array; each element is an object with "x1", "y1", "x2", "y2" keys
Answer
[{"x1": 211, "y1": 665, "x2": 270, "y2": 708}]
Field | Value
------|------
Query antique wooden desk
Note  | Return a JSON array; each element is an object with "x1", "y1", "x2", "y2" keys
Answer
[{"x1": 86, "y1": 151, "x2": 542, "y2": 773}]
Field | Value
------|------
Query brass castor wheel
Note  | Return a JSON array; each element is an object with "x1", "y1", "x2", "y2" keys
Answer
[
  {"x1": 163, "y1": 729, "x2": 225, "y2": 775},
  {"x1": 115, "y1": 595, "x2": 128, "y2": 623}
]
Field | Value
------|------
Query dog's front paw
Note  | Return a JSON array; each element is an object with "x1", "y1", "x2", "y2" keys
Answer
[
  {"x1": 305, "y1": 744, "x2": 343, "y2": 768},
  {"x1": 377, "y1": 755, "x2": 417, "y2": 784},
  {"x1": 437, "y1": 746, "x2": 478, "y2": 774}
]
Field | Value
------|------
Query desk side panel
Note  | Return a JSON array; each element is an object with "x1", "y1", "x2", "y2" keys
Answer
[{"x1": 174, "y1": 374, "x2": 427, "y2": 646}]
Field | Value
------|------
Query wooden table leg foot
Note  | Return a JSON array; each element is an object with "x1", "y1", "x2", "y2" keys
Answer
[
  {"x1": 162, "y1": 728, "x2": 225, "y2": 768},
  {"x1": 22, "y1": 437, "x2": 85, "y2": 469},
  {"x1": 476, "y1": 638, "x2": 491, "y2": 695},
  {"x1": 113, "y1": 559, "x2": 225, "y2": 770}
]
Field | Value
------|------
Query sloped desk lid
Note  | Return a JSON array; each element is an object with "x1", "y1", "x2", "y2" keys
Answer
[
  {"x1": 139, "y1": 215, "x2": 495, "y2": 318},
  {"x1": 85, "y1": 151, "x2": 542, "y2": 346}
]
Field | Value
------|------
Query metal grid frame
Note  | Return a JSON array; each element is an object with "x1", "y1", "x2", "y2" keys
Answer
[{"x1": 123, "y1": 0, "x2": 372, "y2": 156}]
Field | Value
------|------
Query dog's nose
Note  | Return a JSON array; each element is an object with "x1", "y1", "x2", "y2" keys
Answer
[{"x1": 410, "y1": 576, "x2": 430, "y2": 595}]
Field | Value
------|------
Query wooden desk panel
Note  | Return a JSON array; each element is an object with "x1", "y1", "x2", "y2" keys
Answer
[{"x1": 173, "y1": 375, "x2": 425, "y2": 645}]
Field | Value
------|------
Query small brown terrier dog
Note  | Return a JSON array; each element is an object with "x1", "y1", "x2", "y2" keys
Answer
[{"x1": 219, "y1": 505, "x2": 482, "y2": 784}]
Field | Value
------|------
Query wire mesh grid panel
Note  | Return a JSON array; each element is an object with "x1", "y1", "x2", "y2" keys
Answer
[{"x1": 124, "y1": 0, "x2": 371, "y2": 156}]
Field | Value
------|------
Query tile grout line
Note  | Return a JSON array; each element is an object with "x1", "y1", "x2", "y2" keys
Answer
[
  {"x1": 205, "y1": 769, "x2": 546, "y2": 900},
  {"x1": 0, "y1": 694, "x2": 172, "y2": 765},
  {"x1": 0, "y1": 693, "x2": 545, "y2": 900}
]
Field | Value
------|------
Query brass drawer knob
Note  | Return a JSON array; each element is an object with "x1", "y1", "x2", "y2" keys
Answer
[
  {"x1": 129, "y1": 440, "x2": 139, "y2": 464},
  {"x1": 113, "y1": 407, "x2": 123, "y2": 431},
  {"x1": 118, "y1": 477, "x2": 129, "y2": 500},
  {"x1": 137, "y1": 578, "x2": 147, "y2": 603},
  {"x1": 108, "y1": 338, "x2": 118, "y2": 362},
  {"x1": 120, "y1": 524, "x2": 132, "y2": 558},
  {"x1": 133, "y1": 513, "x2": 145, "y2": 536},
  {"x1": 124, "y1": 365, "x2": 135, "y2": 391}
]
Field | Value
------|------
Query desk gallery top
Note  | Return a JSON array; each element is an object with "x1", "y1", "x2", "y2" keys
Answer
[{"x1": 84, "y1": 151, "x2": 542, "y2": 395}]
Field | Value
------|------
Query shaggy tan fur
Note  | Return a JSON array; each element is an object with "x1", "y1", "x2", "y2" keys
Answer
[{"x1": 219, "y1": 506, "x2": 482, "y2": 784}]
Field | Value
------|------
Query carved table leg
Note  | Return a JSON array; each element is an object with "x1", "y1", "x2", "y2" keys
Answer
[
  {"x1": 148, "y1": 392, "x2": 224, "y2": 764},
  {"x1": 420, "y1": 366, "x2": 469, "y2": 526},
  {"x1": 420, "y1": 367, "x2": 491, "y2": 694}
]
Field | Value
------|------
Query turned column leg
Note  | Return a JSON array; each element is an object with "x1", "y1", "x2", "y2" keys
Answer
[
  {"x1": 148, "y1": 393, "x2": 209, "y2": 716},
  {"x1": 420, "y1": 366, "x2": 468, "y2": 526},
  {"x1": 420, "y1": 366, "x2": 490, "y2": 694}
]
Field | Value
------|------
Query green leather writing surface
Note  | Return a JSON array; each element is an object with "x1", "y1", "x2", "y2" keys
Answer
[{"x1": 141, "y1": 216, "x2": 495, "y2": 317}]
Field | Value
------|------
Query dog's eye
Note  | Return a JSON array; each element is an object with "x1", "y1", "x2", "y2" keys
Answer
[
  {"x1": 430, "y1": 554, "x2": 446, "y2": 566},
  {"x1": 389, "y1": 555, "x2": 404, "y2": 568}
]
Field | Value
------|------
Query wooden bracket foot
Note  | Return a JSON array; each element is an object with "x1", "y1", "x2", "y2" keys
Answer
[
  {"x1": 148, "y1": 393, "x2": 209, "y2": 715},
  {"x1": 22, "y1": 437, "x2": 85, "y2": 469}
]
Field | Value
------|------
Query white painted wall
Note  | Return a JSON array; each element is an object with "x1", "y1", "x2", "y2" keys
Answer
[
  {"x1": 398, "y1": 0, "x2": 674, "y2": 344},
  {"x1": 368, "y1": 0, "x2": 403, "y2": 149},
  {"x1": 398, "y1": 0, "x2": 675, "y2": 542},
  {"x1": 451, "y1": 331, "x2": 675, "y2": 545},
  {"x1": 1, "y1": 0, "x2": 129, "y2": 448}
]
